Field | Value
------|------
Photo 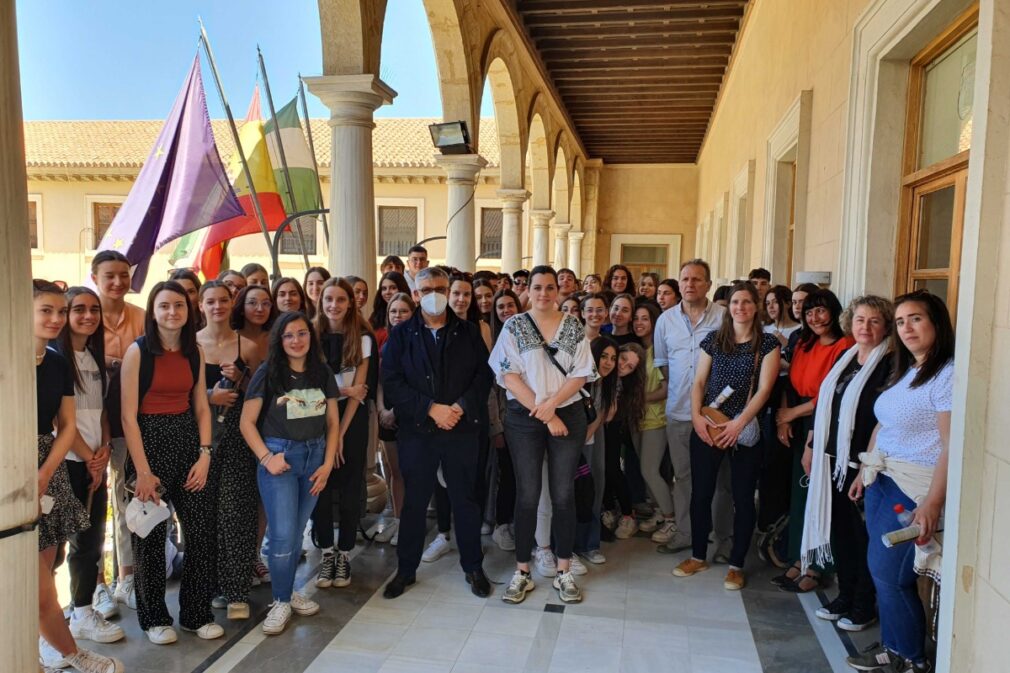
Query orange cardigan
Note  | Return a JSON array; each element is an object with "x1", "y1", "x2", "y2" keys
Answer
[{"x1": 788, "y1": 335, "x2": 855, "y2": 404}]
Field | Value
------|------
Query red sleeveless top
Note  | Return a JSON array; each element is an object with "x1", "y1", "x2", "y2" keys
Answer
[{"x1": 139, "y1": 349, "x2": 194, "y2": 415}]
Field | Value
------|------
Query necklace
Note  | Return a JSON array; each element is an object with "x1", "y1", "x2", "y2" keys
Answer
[{"x1": 35, "y1": 351, "x2": 46, "y2": 365}]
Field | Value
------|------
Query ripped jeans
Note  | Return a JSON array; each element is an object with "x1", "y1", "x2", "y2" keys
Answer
[{"x1": 258, "y1": 436, "x2": 325, "y2": 603}]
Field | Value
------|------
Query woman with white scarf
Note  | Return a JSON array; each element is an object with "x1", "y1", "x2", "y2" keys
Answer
[{"x1": 800, "y1": 296, "x2": 893, "y2": 633}]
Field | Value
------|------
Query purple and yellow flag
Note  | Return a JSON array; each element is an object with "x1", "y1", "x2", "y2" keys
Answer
[{"x1": 97, "y1": 52, "x2": 243, "y2": 290}]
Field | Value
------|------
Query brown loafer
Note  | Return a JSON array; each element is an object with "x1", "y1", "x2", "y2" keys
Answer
[{"x1": 672, "y1": 558, "x2": 710, "y2": 577}]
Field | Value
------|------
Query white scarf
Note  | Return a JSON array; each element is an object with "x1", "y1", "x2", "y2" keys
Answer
[{"x1": 801, "y1": 342, "x2": 888, "y2": 571}]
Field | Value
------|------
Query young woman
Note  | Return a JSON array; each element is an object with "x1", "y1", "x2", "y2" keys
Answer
[
  {"x1": 674, "y1": 282, "x2": 780, "y2": 591},
  {"x1": 272, "y1": 277, "x2": 307, "y2": 314},
  {"x1": 581, "y1": 293, "x2": 609, "y2": 342},
  {"x1": 656, "y1": 278, "x2": 680, "y2": 311},
  {"x1": 603, "y1": 264, "x2": 635, "y2": 296},
  {"x1": 765, "y1": 285, "x2": 801, "y2": 348},
  {"x1": 449, "y1": 274, "x2": 493, "y2": 349},
  {"x1": 801, "y1": 296, "x2": 893, "y2": 633},
  {"x1": 713, "y1": 285, "x2": 732, "y2": 307},
  {"x1": 216, "y1": 269, "x2": 247, "y2": 296},
  {"x1": 582, "y1": 274, "x2": 602, "y2": 294},
  {"x1": 241, "y1": 263, "x2": 270, "y2": 288},
  {"x1": 574, "y1": 336, "x2": 619, "y2": 564},
  {"x1": 491, "y1": 266, "x2": 595, "y2": 604},
  {"x1": 497, "y1": 273, "x2": 513, "y2": 292},
  {"x1": 53, "y1": 287, "x2": 124, "y2": 643},
  {"x1": 312, "y1": 278, "x2": 373, "y2": 589},
  {"x1": 197, "y1": 282, "x2": 262, "y2": 620},
  {"x1": 231, "y1": 285, "x2": 277, "y2": 363},
  {"x1": 489, "y1": 289, "x2": 521, "y2": 552},
  {"x1": 346, "y1": 275, "x2": 370, "y2": 315},
  {"x1": 608, "y1": 293, "x2": 640, "y2": 346},
  {"x1": 369, "y1": 271, "x2": 410, "y2": 350},
  {"x1": 631, "y1": 303, "x2": 675, "y2": 543},
  {"x1": 848, "y1": 291, "x2": 954, "y2": 673},
  {"x1": 35, "y1": 281, "x2": 124, "y2": 673},
  {"x1": 474, "y1": 279, "x2": 495, "y2": 324},
  {"x1": 169, "y1": 269, "x2": 202, "y2": 318},
  {"x1": 603, "y1": 344, "x2": 647, "y2": 539},
  {"x1": 303, "y1": 266, "x2": 331, "y2": 319},
  {"x1": 240, "y1": 312, "x2": 342, "y2": 636},
  {"x1": 560, "y1": 296, "x2": 583, "y2": 323},
  {"x1": 775, "y1": 289, "x2": 854, "y2": 592},
  {"x1": 120, "y1": 280, "x2": 219, "y2": 643},
  {"x1": 638, "y1": 272, "x2": 659, "y2": 302},
  {"x1": 372, "y1": 293, "x2": 417, "y2": 545}
]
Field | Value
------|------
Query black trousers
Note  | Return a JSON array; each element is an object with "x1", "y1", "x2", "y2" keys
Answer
[
  {"x1": 54, "y1": 460, "x2": 108, "y2": 608},
  {"x1": 215, "y1": 404, "x2": 259, "y2": 603},
  {"x1": 312, "y1": 398, "x2": 368, "y2": 552},
  {"x1": 397, "y1": 431, "x2": 484, "y2": 575},
  {"x1": 603, "y1": 420, "x2": 632, "y2": 516},
  {"x1": 494, "y1": 440, "x2": 516, "y2": 526},
  {"x1": 758, "y1": 408, "x2": 792, "y2": 530},
  {"x1": 830, "y1": 456, "x2": 876, "y2": 613},
  {"x1": 689, "y1": 431, "x2": 762, "y2": 568}
]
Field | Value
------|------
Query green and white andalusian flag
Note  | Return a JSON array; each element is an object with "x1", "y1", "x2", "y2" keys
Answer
[{"x1": 264, "y1": 96, "x2": 322, "y2": 214}]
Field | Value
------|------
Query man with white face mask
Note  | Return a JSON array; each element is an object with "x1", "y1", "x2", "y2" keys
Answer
[{"x1": 380, "y1": 267, "x2": 494, "y2": 599}]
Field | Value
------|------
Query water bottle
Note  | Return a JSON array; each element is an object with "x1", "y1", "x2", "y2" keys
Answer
[
  {"x1": 882, "y1": 504, "x2": 941, "y2": 554},
  {"x1": 215, "y1": 376, "x2": 236, "y2": 424}
]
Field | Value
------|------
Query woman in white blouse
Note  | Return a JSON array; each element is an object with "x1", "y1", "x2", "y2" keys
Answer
[
  {"x1": 490, "y1": 266, "x2": 597, "y2": 605},
  {"x1": 848, "y1": 290, "x2": 954, "y2": 673}
]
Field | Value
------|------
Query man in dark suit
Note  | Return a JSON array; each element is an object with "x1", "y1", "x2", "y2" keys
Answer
[{"x1": 380, "y1": 266, "x2": 492, "y2": 598}]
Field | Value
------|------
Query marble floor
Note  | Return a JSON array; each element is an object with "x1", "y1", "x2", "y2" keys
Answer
[{"x1": 58, "y1": 519, "x2": 880, "y2": 673}]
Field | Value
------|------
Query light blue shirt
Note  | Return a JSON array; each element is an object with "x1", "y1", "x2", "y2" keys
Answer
[{"x1": 653, "y1": 301, "x2": 726, "y2": 422}]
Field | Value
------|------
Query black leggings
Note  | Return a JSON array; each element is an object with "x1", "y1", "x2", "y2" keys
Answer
[
  {"x1": 54, "y1": 460, "x2": 108, "y2": 608},
  {"x1": 312, "y1": 398, "x2": 368, "y2": 552},
  {"x1": 603, "y1": 420, "x2": 632, "y2": 517}
]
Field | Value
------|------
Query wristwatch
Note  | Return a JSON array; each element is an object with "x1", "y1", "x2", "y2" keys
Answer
[{"x1": 199, "y1": 445, "x2": 214, "y2": 456}]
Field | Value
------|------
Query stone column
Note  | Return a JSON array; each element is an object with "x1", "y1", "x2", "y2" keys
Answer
[
  {"x1": 304, "y1": 74, "x2": 395, "y2": 283},
  {"x1": 552, "y1": 222, "x2": 571, "y2": 269},
  {"x1": 436, "y1": 154, "x2": 488, "y2": 272},
  {"x1": 497, "y1": 188, "x2": 529, "y2": 274},
  {"x1": 0, "y1": 3, "x2": 41, "y2": 669},
  {"x1": 568, "y1": 231, "x2": 585, "y2": 278},
  {"x1": 530, "y1": 209, "x2": 554, "y2": 268}
]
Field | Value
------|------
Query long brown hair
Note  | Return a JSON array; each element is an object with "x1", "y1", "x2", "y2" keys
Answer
[
  {"x1": 713, "y1": 282, "x2": 762, "y2": 355},
  {"x1": 314, "y1": 277, "x2": 371, "y2": 367}
]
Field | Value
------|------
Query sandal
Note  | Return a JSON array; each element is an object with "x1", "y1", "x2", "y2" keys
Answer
[
  {"x1": 770, "y1": 562, "x2": 802, "y2": 587},
  {"x1": 779, "y1": 571, "x2": 821, "y2": 593}
]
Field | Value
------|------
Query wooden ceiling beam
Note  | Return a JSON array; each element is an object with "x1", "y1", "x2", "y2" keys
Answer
[
  {"x1": 529, "y1": 19, "x2": 740, "y2": 39},
  {"x1": 551, "y1": 59, "x2": 728, "y2": 75},
  {"x1": 559, "y1": 82, "x2": 723, "y2": 96},
  {"x1": 557, "y1": 73, "x2": 726, "y2": 87},
  {"x1": 522, "y1": 6, "x2": 745, "y2": 27},
  {"x1": 518, "y1": 0, "x2": 745, "y2": 13},
  {"x1": 536, "y1": 34, "x2": 736, "y2": 51},
  {"x1": 571, "y1": 107, "x2": 713, "y2": 117},
  {"x1": 543, "y1": 45, "x2": 732, "y2": 61},
  {"x1": 549, "y1": 56, "x2": 728, "y2": 71}
]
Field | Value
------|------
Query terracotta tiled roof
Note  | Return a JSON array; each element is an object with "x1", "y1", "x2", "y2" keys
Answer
[{"x1": 23, "y1": 118, "x2": 500, "y2": 171}]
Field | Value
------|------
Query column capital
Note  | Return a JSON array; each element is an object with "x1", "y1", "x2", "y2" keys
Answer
[
  {"x1": 552, "y1": 223, "x2": 572, "y2": 237},
  {"x1": 497, "y1": 188, "x2": 530, "y2": 206},
  {"x1": 530, "y1": 209, "x2": 555, "y2": 226},
  {"x1": 434, "y1": 153, "x2": 488, "y2": 183},
  {"x1": 568, "y1": 230, "x2": 585, "y2": 241},
  {"x1": 304, "y1": 74, "x2": 396, "y2": 127}
]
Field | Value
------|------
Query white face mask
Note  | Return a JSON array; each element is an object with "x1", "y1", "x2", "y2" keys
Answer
[{"x1": 420, "y1": 292, "x2": 448, "y2": 316}]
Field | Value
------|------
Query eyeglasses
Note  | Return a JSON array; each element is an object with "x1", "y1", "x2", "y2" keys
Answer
[{"x1": 281, "y1": 330, "x2": 311, "y2": 341}]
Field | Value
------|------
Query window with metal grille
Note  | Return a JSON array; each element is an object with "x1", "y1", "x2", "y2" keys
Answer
[
  {"x1": 91, "y1": 202, "x2": 121, "y2": 249},
  {"x1": 279, "y1": 216, "x2": 318, "y2": 256},
  {"x1": 480, "y1": 207, "x2": 503, "y2": 259},
  {"x1": 28, "y1": 200, "x2": 39, "y2": 249},
  {"x1": 378, "y1": 206, "x2": 418, "y2": 256}
]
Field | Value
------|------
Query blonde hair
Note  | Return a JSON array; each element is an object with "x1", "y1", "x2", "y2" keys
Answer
[{"x1": 841, "y1": 295, "x2": 895, "y2": 337}]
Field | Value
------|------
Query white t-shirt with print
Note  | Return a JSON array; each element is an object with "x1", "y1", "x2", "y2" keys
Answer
[
  {"x1": 335, "y1": 336, "x2": 372, "y2": 400},
  {"x1": 873, "y1": 361, "x2": 954, "y2": 467},
  {"x1": 68, "y1": 349, "x2": 104, "y2": 461}
]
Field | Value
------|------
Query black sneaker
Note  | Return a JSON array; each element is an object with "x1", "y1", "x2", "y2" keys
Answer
[
  {"x1": 846, "y1": 643, "x2": 891, "y2": 671},
  {"x1": 815, "y1": 597, "x2": 851, "y2": 621},
  {"x1": 383, "y1": 574, "x2": 416, "y2": 599},
  {"x1": 333, "y1": 551, "x2": 351, "y2": 588},
  {"x1": 315, "y1": 553, "x2": 336, "y2": 588},
  {"x1": 838, "y1": 609, "x2": 878, "y2": 632}
]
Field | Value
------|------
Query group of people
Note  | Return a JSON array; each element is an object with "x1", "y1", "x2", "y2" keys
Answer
[{"x1": 32, "y1": 245, "x2": 952, "y2": 673}]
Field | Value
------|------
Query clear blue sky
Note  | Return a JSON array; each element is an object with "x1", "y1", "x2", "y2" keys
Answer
[{"x1": 16, "y1": 0, "x2": 492, "y2": 121}]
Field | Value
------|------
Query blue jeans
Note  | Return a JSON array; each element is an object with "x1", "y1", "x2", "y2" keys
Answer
[
  {"x1": 258, "y1": 436, "x2": 325, "y2": 603},
  {"x1": 865, "y1": 474, "x2": 926, "y2": 663}
]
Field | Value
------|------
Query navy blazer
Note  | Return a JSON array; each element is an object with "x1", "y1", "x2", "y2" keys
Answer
[{"x1": 380, "y1": 310, "x2": 492, "y2": 437}]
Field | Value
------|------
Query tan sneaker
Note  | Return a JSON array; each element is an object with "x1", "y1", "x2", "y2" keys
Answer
[
  {"x1": 724, "y1": 569, "x2": 745, "y2": 591},
  {"x1": 672, "y1": 558, "x2": 709, "y2": 577}
]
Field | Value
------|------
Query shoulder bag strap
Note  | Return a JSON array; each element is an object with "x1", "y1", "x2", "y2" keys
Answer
[{"x1": 525, "y1": 314, "x2": 590, "y2": 400}]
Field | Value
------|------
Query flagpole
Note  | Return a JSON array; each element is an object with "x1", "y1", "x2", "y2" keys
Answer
[
  {"x1": 258, "y1": 46, "x2": 311, "y2": 270},
  {"x1": 197, "y1": 19, "x2": 277, "y2": 276},
  {"x1": 299, "y1": 73, "x2": 330, "y2": 247}
]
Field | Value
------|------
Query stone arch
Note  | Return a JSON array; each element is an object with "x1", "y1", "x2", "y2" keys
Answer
[
  {"x1": 422, "y1": 0, "x2": 479, "y2": 148},
  {"x1": 553, "y1": 140, "x2": 571, "y2": 225},
  {"x1": 570, "y1": 166, "x2": 583, "y2": 232},
  {"x1": 526, "y1": 110, "x2": 553, "y2": 212},
  {"x1": 318, "y1": 0, "x2": 387, "y2": 76},
  {"x1": 480, "y1": 31, "x2": 527, "y2": 190}
]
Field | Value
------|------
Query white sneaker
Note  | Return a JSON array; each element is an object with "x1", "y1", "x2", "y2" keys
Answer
[
  {"x1": 262, "y1": 601, "x2": 293, "y2": 635},
  {"x1": 566, "y1": 554, "x2": 588, "y2": 576},
  {"x1": 651, "y1": 520, "x2": 677, "y2": 544},
  {"x1": 553, "y1": 570, "x2": 583, "y2": 603},
  {"x1": 580, "y1": 549, "x2": 607, "y2": 564},
  {"x1": 145, "y1": 625, "x2": 177, "y2": 645},
  {"x1": 615, "y1": 516, "x2": 639, "y2": 539},
  {"x1": 70, "y1": 608, "x2": 125, "y2": 643},
  {"x1": 638, "y1": 512, "x2": 664, "y2": 533},
  {"x1": 492, "y1": 524, "x2": 516, "y2": 552},
  {"x1": 40, "y1": 635, "x2": 69, "y2": 669},
  {"x1": 91, "y1": 584, "x2": 119, "y2": 620},
  {"x1": 390, "y1": 530, "x2": 398, "y2": 546},
  {"x1": 534, "y1": 547, "x2": 558, "y2": 578},
  {"x1": 373, "y1": 518, "x2": 399, "y2": 543},
  {"x1": 421, "y1": 533, "x2": 452, "y2": 562},
  {"x1": 65, "y1": 648, "x2": 124, "y2": 673},
  {"x1": 182, "y1": 622, "x2": 224, "y2": 640},
  {"x1": 290, "y1": 591, "x2": 319, "y2": 616},
  {"x1": 112, "y1": 576, "x2": 136, "y2": 610}
]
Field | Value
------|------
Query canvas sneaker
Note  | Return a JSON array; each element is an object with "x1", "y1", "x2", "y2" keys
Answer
[
  {"x1": 64, "y1": 649, "x2": 124, "y2": 673},
  {"x1": 262, "y1": 601, "x2": 293, "y2": 635},
  {"x1": 651, "y1": 520, "x2": 677, "y2": 544},
  {"x1": 112, "y1": 576, "x2": 136, "y2": 610},
  {"x1": 70, "y1": 608, "x2": 125, "y2": 643},
  {"x1": 492, "y1": 524, "x2": 516, "y2": 551},
  {"x1": 333, "y1": 551, "x2": 352, "y2": 588},
  {"x1": 534, "y1": 547, "x2": 558, "y2": 577},
  {"x1": 181, "y1": 623, "x2": 224, "y2": 640},
  {"x1": 252, "y1": 559, "x2": 271, "y2": 586},
  {"x1": 815, "y1": 597, "x2": 851, "y2": 621},
  {"x1": 316, "y1": 552, "x2": 336, "y2": 588},
  {"x1": 553, "y1": 570, "x2": 583, "y2": 603},
  {"x1": 580, "y1": 549, "x2": 607, "y2": 564},
  {"x1": 838, "y1": 611, "x2": 878, "y2": 632},
  {"x1": 501, "y1": 570, "x2": 535, "y2": 604},
  {"x1": 40, "y1": 635, "x2": 69, "y2": 669},
  {"x1": 145, "y1": 625, "x2": 177, "y2": 645},
  {"x1": 290, "y1": 592, "x2": 320, "y2": 616},
  {"x1": 566, "y1": 554, "x2": 588, "y2": 576},
  {"x1": 91, "y1": 584, "x2": 119, "y2": 620},
  {"x1": 615, "y1": 515, "x2": 639, "y2": 539},
  {"x1": 422, "y1": 533, "x2": 452, "y2": 562}
]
